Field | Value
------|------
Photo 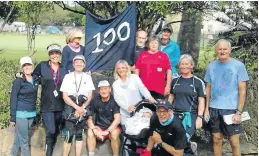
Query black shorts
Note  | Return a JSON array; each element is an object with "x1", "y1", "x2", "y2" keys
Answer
[
  {"x1": 209, "y1": 108, "x2": 242, "y2": 136},
  {"x1": 65, "y1": 120, "x2": 84, "y2": 137}
]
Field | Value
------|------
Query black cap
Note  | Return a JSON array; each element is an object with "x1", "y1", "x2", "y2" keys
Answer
[
  {"x1": 156, "y1": 99, "x2": 172, "y2": 110},
  {"x1": 162, "y1": 26, "x2": 173, "y2": 33}
]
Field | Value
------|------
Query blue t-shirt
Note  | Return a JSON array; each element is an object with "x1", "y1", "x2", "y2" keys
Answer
[{"x1": 204, "y1": 58, "x2": 249, "y2": 109}]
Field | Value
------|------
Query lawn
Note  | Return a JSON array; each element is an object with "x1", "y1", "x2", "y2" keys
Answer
[
  {"x1": 0, "y1": 33, "x2": 66, "y2": 62},
  {"x1": 0, "y1": 32, "x2": 214, "y2": 68}
]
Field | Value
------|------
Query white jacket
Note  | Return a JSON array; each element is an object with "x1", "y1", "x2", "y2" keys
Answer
[{"x1": 112, "y1": 74, "x2": 151, "y2": 117}]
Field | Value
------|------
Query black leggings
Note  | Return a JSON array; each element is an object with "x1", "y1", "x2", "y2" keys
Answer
[
  {"x1": 64, "y1": 121, "x2": 84, "y2": 143},
  {"x1": 42, "y1": 111, "x2": 62, "y2": 156}
]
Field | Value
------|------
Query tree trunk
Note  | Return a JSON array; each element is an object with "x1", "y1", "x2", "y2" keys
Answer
[
  {"x1": 0, "y1": 6, "x2": 14, "y2": 32},
  {"x1": 177, "y1": 11, "x2": 202, "y2": 66}
]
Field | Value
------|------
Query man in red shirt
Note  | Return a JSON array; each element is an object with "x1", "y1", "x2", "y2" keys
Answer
[{"x1": 135, "y1": 36, "x2": 172, "y2": 99}]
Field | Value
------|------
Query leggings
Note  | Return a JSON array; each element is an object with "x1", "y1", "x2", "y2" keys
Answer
[{"x1": 42, "y1": 111, "x2": 62, "y2": 156}]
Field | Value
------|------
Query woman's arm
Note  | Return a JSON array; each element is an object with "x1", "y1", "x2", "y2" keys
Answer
[
  {"x1": 10, "y1": 79, "x2": 21, "y2": 122},
  {"x1": 61, "y1": 47, "x2": 69, "y2": 72}
]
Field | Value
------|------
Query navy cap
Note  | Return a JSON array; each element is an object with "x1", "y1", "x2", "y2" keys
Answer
[{"x1": 156, "y1": 99, "x2": 172, "y2": 110}]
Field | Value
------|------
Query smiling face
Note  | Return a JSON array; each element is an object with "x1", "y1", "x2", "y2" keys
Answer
[
  {"x1": 73, "y1": 59, "x2": 85, "y2": 72},
  {"x1": 49, "y1": 51, "x2": 61, "y2": 64},
  {"x1": 156, "y1": 107, "x2": 171, "y2": 122},
  {"x1": 99, "y1": 86, "x2": 111, "y2": 99},
  {"x1": 116, "y1": 63, "x2": 128, "y2": 78},
  {"x1": 179, "y1": 58, "x2": 193, "y2": 74},
  {"x1": 149, "y1": 40, "x2": 159, "y2": 52},
  {"x1": 72, "y1": 37, "x2": 81, "y2": 46},
  {"x1": 22, "y1": 64, "x2": 33, "y2": 75},
  {"x1": 216, "y1": 41, "x2": 231, "y2": 62}
]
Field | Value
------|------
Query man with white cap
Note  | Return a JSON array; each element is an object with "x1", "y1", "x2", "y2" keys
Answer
[
  {"x1": 60, "y1": 54, "x2": 95, "y2": 156},
  {"x1": 87, "y1": 80, "x2": 121, "y2": 156}
]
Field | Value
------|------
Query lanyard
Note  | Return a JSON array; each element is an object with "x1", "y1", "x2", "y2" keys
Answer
[
  {"x1": 74, "y1": 72, "x2": 83, "y2": 97},
  {"x1": 50, "y1": 64, "x2": 60, "y2": 89}
]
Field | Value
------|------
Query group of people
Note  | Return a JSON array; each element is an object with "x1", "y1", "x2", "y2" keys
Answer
[{"x1": 9, "y1": 26, "x2": 249, "y2": 156}]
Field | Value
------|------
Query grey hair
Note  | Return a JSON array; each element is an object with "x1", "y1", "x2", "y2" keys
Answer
[
  {"x1": 148, "y1": 35, "x2": 160, "y2": 43},
  {"x1": 215, "y1": 39, "x2": 232, "y2": 49},
  {"x1": 178, "y1": 54, "x2": 195, "y2": 67},
  {"x1": 113, "y1": 60, "x2": 131, "y2": 80}
]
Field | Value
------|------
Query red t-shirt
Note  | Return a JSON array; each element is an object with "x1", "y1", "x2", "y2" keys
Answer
[{"x1": 135, "y1": 51, "x2": 171, "y2": 95}]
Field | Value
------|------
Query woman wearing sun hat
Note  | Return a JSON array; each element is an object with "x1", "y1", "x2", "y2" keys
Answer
[{"x1": 10, "y1": 56, "x2": 39, "y2": 156}]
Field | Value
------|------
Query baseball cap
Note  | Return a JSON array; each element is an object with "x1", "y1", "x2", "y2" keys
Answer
[
  {"x1": 162, "y1": 25, "x2": 173, "y2": 33},
  {"x1": 47, "y1": 44, "x2": 62, "y2": 54},
  {"x1": 156, "y1": 99, "x2": 172, "y2": 110},
  {"x1": 73, "y1": 55, "x2": 86, "y2": 63},
  {"x1": 20, "y1": 56, "x2": 33, "y2": 67},
  {"x1": 98, "y1": 80, "x2": 110, "y2": 88}
]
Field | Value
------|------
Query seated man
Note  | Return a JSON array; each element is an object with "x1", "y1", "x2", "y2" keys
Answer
[
  {"x1": 142, "y1": 100, "x2": 188, "y2": 156},
  {"x1": 87, "y1": 80, "x2": 121, "y2": 156}
]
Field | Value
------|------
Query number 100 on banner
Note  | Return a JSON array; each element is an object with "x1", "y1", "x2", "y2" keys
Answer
[{"x1": 92, "y1": 22, "x2": 130, "y2": 53}]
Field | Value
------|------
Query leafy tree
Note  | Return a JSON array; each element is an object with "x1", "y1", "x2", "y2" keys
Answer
[
  {"x1": 13, "y1": 1, "x2": 54, "y2": 54},
  {"x1": 0, "y1": 1, "x2": 19, "y2": 32},
  {"x1": 212, "y1": 1, "x2": 258, "y2": 70}
]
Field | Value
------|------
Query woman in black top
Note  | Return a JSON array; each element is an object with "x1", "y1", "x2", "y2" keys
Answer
[
  {"x1": 33, "y1": 44, "x2": 66, "y2": 156},
  {"x1": 10, "y1": 56, "x2": 39, "y2": 156},
  {"x1": 61, "y1": 28, "x2": 85, "y2": 74},
  {"x1": 168, "y1": 54, "x2": 206, "y2": 155}
]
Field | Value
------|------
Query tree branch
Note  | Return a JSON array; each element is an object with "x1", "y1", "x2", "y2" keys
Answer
[
  {"x1": 54, "y1": 1, "x2": 85, "y2": 15},
  {"x1": 167, "y1": 20, "x2": 188, "y2": 25}
]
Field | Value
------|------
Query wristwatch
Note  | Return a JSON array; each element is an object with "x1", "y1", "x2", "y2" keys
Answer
[
  {"x1": 157, "y1": 142, "x2": 164, "y2": 148},
  {"x1": 235, "y1": 109, "x2": 242, "y2": 115},
  {"x1": 197, "y1": 115, "x2": 203, "y2": 119}
]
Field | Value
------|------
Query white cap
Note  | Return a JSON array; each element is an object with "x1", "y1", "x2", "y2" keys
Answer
[
  {"x1": 73, "y1": 55, "x2": 86, "y2": 63},
  {"x1": 98, "y1": 80, "x2": 110, "y2": 88},
  {"x1": 47, "y1": 44, "x2": 62, "y2": 54},
  {"x1": 20, "y1": 56, "x2": 33, "y2": 67}
]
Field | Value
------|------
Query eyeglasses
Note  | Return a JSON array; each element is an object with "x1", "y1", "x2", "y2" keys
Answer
[{"x1": 156, "y1": 110, "x2": 169, "y2": 114}]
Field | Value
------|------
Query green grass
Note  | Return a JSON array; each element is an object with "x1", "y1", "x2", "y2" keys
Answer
[{"x1": 0, "y1": 33, "x2": 67, "y2": 62}]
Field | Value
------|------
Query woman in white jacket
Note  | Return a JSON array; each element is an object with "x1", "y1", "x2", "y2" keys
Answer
[{"x1": 112, "y1": 60, "x2": 156, "y2": 125}]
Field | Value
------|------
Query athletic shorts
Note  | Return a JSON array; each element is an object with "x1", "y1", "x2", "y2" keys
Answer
[
  {"x1": 97, "y1": 126, "x2": 121, "y2": 142},
  {"x1": 209, "y1": 108, "x2": 242, "y2": 136}
]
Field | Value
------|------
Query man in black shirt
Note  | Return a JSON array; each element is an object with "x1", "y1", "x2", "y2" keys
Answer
[
  {"x1": 143, "y1": 99, "x2": 187, "y2": 156},
  {"x1": 87, "y1": 80, "x2": 121, "y2": 156},
  {"x1": 131, "y1": 30, "x2": 148, "y2": 73}
]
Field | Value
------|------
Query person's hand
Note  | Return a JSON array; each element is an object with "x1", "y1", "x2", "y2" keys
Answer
[
  {"x1": 232, "y1": 113, "x2": 241, "y2": 124},
  {"x1": 93, "y1": 128, "x2": 98, "y2": 135},
  {"x1": 128, "y1": 105, "x2": 136, "y2": 112},
  {"x1": 79, "y1": 106, "x2": 86, "y2": 116},
  {"x1": 10, "y1": 122, "x2": 15, "y2": 127},
  {"x1": 164, "y1": 85, "x2": 170, "y2": 96},
  {"x1": 100, "y1": 130, "x2": 109, "y2": 136},
  {"x1": 74, "y1": 111, "x2": 80, "y2": 118},
  {"x1": 77, "y1": 106, "x2": 85, "y2": 115},
  {"x1": 16, "y1": 72, "x2": 23, "y2": 78},
  {"x1": 151, "y1": 131, "x2": 162, "y2": 144},
  {"x1": 148, "y1": 97, "x2": 157, "y2": 104},
  {"x1": 196, "y1": 117, "x2": 203, "y2": 129},
  {"x1": 203, "y1": 109, "x2": 210, "y2": 123}
]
